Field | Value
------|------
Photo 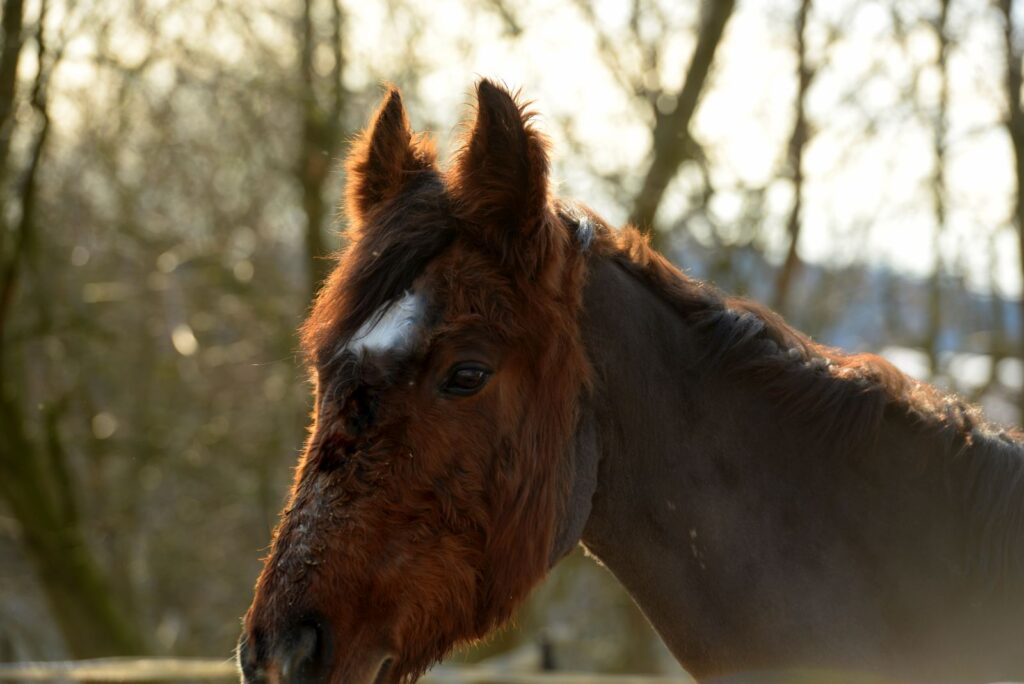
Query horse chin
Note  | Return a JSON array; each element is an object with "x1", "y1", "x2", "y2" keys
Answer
[
  {"x1": 333, "y1": 651, "x2": 406, "y2": 684},
  {"x1": 322, "y1": 653, "x2": 396, "y2": 684}
]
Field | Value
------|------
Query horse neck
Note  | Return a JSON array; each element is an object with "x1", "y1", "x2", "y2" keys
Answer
[{"x1": 574, "y1": 254, "x2": 1024, "y2": 681}]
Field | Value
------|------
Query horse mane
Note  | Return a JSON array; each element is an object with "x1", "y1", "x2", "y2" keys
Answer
[{"x1": 590, "y1": 220, "x2": 1024, "y2": 586}]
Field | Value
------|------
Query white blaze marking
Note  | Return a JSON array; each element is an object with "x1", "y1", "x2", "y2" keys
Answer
[{"x1": 346, "y1": 291, "x2": 425, "y2": 356}]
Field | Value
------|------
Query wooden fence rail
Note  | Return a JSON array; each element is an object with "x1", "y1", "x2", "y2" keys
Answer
[
  {"x1": 0, "y1": 659, "x2": 235, "y2": 682},
  {"x1": 0, "y1": 659, "x2": 692, "y2": 684}
]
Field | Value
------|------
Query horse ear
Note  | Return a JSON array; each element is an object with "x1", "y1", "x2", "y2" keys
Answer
[
  {"x1": 449, "y1": 80, "x2": 551, "y2": 261},
  {"x1": 345, "y1": 87, "x2": 435, "y2": 226}
]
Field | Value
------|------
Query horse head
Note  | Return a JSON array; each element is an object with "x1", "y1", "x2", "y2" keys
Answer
[{"x1": 239, "y1": 81, "x2": 596, "y2": 683}]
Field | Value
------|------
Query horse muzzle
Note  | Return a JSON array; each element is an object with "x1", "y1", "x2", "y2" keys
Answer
[{"x1": 237, "y1": 618, "x2": 394, "y2": 684}]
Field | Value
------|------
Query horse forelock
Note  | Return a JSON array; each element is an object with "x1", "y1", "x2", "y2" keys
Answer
[{"x1": 302, "y1": 174, "x2": 456, "y2": 369}]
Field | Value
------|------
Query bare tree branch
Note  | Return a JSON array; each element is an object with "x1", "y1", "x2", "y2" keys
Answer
[
  {"x1": 628, "y1": 0, "x2": 736, "y2": 248},
  {"x1": 772, "y1": 0, "x2": 814, "y2": 314},
  {"x1": 571, "y1": 0, "x2": 666, "y2": 110},
  {"x1": 997, "y1": 0, "x2": 1024, "y2": 423},
  {"x1": 0, "y1": 0, "x2": 45, "y2": 358},
  {"x1": 923, "y1": 0, "x2": 952, "y2": 379},
  {"x1": 0, "y1": 0, "x2": 25, "y2": 179},
  {"x1": 482, "y1": 0, "x2": 523, "y2": 37}
]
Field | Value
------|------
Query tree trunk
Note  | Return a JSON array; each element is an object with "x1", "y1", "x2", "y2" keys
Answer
[
  {"x1": 922, "y1": 0, "x2": 951, "y2": 380},
  {"x1": 0, "y1": 1, "x2": 143, "y2": 657},
  {"x1": 628, "y1": 0, "x2": 736, "y2": 251},
  {"x1": 0, "y1": 0, "x2": 25, "y2": 180},
  {"x1": 298, "y1": 0, "x2": 346, "y2": 300},
  {"x1": 0, "y1": 397, "x2": 145, "y2": 657},
  {"x1": 772, "y1": 0, "x2": 813, "y2": 316},
  {"x1": 998, "y1": 0, "x2": 1024, "y2": 426}
]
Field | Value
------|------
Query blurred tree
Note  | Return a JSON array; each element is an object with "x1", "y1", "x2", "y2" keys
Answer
[
  {"x1": 0, "y1": 0, "x2": 144, "y2": 657},
  {"x1": 973, "y1": 233, "x2": 1012, "y2": 400},
  {"x1": 772, "y1": 0, "x2": 814, "y2": 315},
  {"x1": 923, "y1": 0, "x2": 951, "y2": 379},
  {"x1": 0, "y1": 0, "x2": 24, "y2": 187},
  {"x1": 297, "y1": 0, "x2": 346, "y2": 299},
  {"x1": 627, "y1": 0, "x2": 736, "y2": 250},
  {"x1": 998, "y1": 0, "x2": 1024, "y2": 423}
]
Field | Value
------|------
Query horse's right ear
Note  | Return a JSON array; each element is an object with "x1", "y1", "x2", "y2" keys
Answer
[
  {"x1": 345, "y1": 87, "x2": 435, "y2": 227},
  {"x1": 449, "y1": 81, "x2": 551, "y2": 268}
]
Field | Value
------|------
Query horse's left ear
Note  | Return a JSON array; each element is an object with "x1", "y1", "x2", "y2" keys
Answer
[
  {"x1": 450, "y1": 80, "x2": 551, "y2": 264},
  {"x1": 345, "y1": 87, "x2": 436, "y2": 228}
]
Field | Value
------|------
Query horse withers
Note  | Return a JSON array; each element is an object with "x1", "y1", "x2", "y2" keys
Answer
[{"x1": 238, "y1": 80, "x2": 1024, "y2": 683}]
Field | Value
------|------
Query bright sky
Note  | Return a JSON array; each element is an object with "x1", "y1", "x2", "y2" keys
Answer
[{"x1": 342, "y1": 0, "x2": 1022, "y2": 296}]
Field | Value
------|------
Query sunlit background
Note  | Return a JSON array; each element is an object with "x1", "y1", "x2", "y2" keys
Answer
[{"x1": 3, "y1": 0, "x2": 1024, "y2": 674}]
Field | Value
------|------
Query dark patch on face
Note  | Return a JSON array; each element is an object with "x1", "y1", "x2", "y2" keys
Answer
[
  {"x1": 344, "y1": 384, "x2": 380, "y2": 436},
  {"x1": 316, "y1": 300, "x2": 438, "y2": 447}
]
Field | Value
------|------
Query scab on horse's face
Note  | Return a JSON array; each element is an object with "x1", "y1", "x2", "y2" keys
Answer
[{"x1": 239, "y1": 82, "x2": 591, "y2": 683}]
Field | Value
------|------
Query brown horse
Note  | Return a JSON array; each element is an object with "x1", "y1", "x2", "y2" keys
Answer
[{"x1": 238, "y1": 81, "x2": 1024, "y2": 684}]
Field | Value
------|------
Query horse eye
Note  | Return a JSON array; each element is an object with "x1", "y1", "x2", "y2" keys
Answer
[{"x1": 441, "y1": 364, "x2": 492, "y2": 396}]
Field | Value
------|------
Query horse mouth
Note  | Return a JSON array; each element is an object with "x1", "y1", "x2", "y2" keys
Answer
[
  {"x1": 321, "y1": 654, "x2": 395, "y2": 684},
  {"x1": 237, "y1": 631, "x2": 397, "y2": 684}
]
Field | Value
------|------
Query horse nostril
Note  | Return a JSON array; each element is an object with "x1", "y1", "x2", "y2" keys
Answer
[{"x1": 279, "y1": 623, "x2": 321, "y2": 681}]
